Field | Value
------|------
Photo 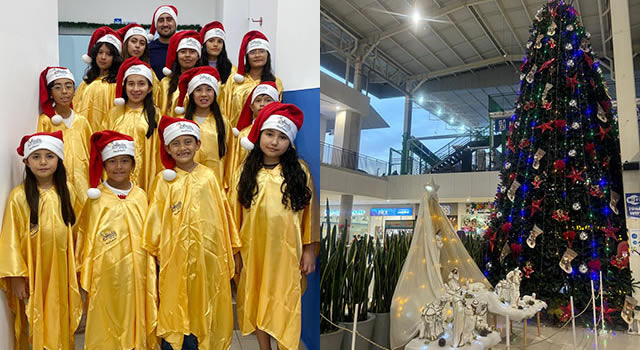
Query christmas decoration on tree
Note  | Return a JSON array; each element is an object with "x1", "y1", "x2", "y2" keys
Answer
[{"x1": 483, "y1": 0, "x2": 633, "y2": 325}]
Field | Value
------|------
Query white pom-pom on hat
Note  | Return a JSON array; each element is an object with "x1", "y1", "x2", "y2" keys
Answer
[
  {"x1": 51, "y1": 115, "x2": 63, "y2": 125},
  {"x1": 147, "y1": 33, "x2": 155, "y2": 41},
  {"x1": 87, "y1": 188, "x2": 101, "y2": 199},
  {"x1": 82, "y1": 54, "x2": 92, "y2": 64},
  {"x1": 233, "y1": 73, "x2": 245, "y2": 83},
  {"x1": 114, "y1": 97, "x2": 125, "y2": 106},
  {"x1": 163, "y1": 67, "x2": 172, "y2": 76},
  {"x1": 163, "y1": 169, "x2": 177, "y2": 181},
  {"x1": 232, "y1": 127, "x2": 240, "y2": 137},
  {"x1": 240, "y1": 136, "x2": 254, "y2": 151},
  {"x1": 174, "y1": 106, "x2": 185, "y2": 115}
]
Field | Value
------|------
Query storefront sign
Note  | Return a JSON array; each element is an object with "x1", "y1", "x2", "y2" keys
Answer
[
  {"x1": 370, "y1": 207, "x2": 413, "y2": 217},
  {"x1": 384, "y1": 220, "x2": 415, "y2": 230},
  {"x1": 626, "y1": 193, "x2": 640, "y2": 219},
  {"x1": 494, "y1": 118, "x2": 513, "y2": 133}
]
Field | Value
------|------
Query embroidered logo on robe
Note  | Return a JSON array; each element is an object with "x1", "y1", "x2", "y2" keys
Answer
[
  {"x1": 29, "y1": 223, "x2": 39, "y2": 237},
  {"x1": 100, "y1": 230, "x2": 117, "y2": 244},
  {"x1": 171, "y1": 201, "x2": 182, "y2": 215}
]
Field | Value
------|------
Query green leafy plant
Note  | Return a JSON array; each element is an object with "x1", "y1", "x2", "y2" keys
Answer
[
  {"x1": 461, "y1": 233, "x2": 485, "y2": 270},
  {"x1": 320, "y1": 200, "x2": 348, "y2": 333},
  {"x1": 371, "y1": 231, "x2": 412, "y2": 313},
  {"x1": 343, "y1": 232, "x2": 374, "y2": 322}
]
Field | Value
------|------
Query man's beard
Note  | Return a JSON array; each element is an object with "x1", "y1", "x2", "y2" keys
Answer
[{"x1": 159, "y1": 30, "x2": 175, "y2": 39}]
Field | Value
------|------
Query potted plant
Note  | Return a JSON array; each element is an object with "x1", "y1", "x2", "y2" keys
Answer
[
  {"x1": 370, "y1": 231, "x2": 412, "y2": 349},
  {"x1": 320, "y1": 200, "x2": 347, "y2": 348},
  {"x1": 340, "y1": 231, "x2": 375, "y2": 350}
]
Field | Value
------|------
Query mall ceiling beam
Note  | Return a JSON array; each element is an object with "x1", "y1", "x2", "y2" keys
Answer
[
  {"x1": 520, "y1": 0, "x2": 532, "y2": 24},
  {"x1": 433, "y1": 0, "x2": 487, "y2": 61},
  {"x1": 413, "y1": 64, "x2": 519, "y2": 93},
  {"x1": 494, "y1": 0, "x2": 525, "y2": 54}
]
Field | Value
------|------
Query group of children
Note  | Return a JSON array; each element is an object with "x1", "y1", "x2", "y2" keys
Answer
[{"x1": 0, "y1": 5, "x2": 318, "y2": 350}]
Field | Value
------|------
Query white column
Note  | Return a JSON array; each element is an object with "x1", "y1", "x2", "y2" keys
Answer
[
  {"x1": 611, "y1": 0, "x2": 640, "y2": 299},
  {"x1": 339, "y1": 194, "x2": 355, "y2": 239}
]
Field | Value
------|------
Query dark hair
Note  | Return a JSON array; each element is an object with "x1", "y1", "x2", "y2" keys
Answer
[
  {"x1": 200, "y1": 42, "x2": 233, "y2": 83},
  {"x1": 167, "y1": 53, "x2": 202, "y2": 109},
  {"x1": 46, "y1": 81, "x2": 76, "y2": 103},
  {"x1": 84, "y1": 42, "x2": 123, "y2": 84},
  {"x1": 122, "y1": 37, "x2": 150, "y2": 63},
  {"x1": 244, "y1": 52, "x2": 276, "y2": 82},
  {"x1": 237, "y1": 133, "x2": 311, "y2": 211},
  {"x1": 184, "y1": 91, "x2": 227, "y2": 158},
  {"x1": 24, "y1": 158, "x2": 76, "y2": 227},
  {"x1": 122, "y1": 76, "x2": 157, "y2": 138}
]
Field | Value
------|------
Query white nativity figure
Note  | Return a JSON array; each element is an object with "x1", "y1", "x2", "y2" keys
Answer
[
  {"x1": 472, "y1": 300, "x2": 490, "y2": 333},
  {"x1": 418, "y1": 303, "x2": 443, "y2": 341},
  {"x1": 462, "y1": 300, "x2": 476, "y2": 345},
  {"x1": 445, "y1": 268, "x2": 463, "y2": 296},
  {"x1": 451, "y1": 298, "x2": 466, "y2": 347},
  {"x1": 506, "y1": 268, "x2": 523, "y2": 307}
]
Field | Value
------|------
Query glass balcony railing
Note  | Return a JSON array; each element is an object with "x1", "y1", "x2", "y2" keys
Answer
[{"x1": 320, "y1": 142, "x2": 388, "y2": 177}]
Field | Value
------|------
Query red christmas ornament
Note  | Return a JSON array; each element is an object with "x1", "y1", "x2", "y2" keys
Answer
[
  {"x1": 542, "y1": 101, "x2": 552, "y2": 111},
  {"x1": 559, "y1": 302, "x2": 574, "y2": 323},
  {"x1": 552, "y1": 209, "x2": 569, "y2": 222},
  {"x1": 554, "y1": 159, "x2": 566, "y2": 172},
  {"x1": 538, "y1": 58, "x2": 556, "y2": 72},
  {"x1": 509, "y1": 173, "x2": 516, "y2": 181},
  {"x1": 595, "y1": 302, "x2": 618, "y2": 324},
  {"x1": 523, "y1": 261, "x2": 534, "y2": 278},
  {"x1": 566, "y1": 73, "x2": 579, "y2": 92},
  {"x1": 524, "y1": 101, "x2": 536, "y2": 111},
  {"x1": 548, "y1": 39, "x2": 556, "y2": 48},
  {"x1": 507, "y1": 137, "x2": 516, "y2": 153},
  {"x1": 566, "y1": 167, "x2": 585, "y2": 184},
  {"x1": 519, "y1": 138, "x2": 531, "y2": 149},
  {"x1": 601, "y1": 219, "x2": 621, "y2": 241},
  {"x1": 598, "y1": 125, "x2": 611, "y2": 141},
  {"x1": 555, "y1": 120, "x2": 567, "y2": 130},
  {"x1": 530, "y1": 198, "x2": 543, "y2": 217},
  {"x1": 511, "y1": 243, "x2": 522, "y2": 257},
  {"x1": 600, "y1": 100, "x2": 612, "y2": 113},
  {"x1": 585, "y1": 143, "x2": 595, "y2": 157},
  {"x1": 536, "y1": 121, "x2": 554, "y2": 133},
  {"x1": 590, "y1": 185, "x2": 604, "y2": 198},
  {"x1": 502, "y1": 222, "x2": 512, "y2": 234},
  {"x1": 583, "y1": 51, "x2": 594, "y2": 67},
  {"x1": 588, "y1": 259, "x2": 601, "y2": 272},
  {"x1": 562, "y1": 230, "x2": 576, "y2": 248}
]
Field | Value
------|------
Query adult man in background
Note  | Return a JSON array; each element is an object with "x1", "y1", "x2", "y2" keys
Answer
[{"x1": 149, "y1": 5, "x2": 178, "y2": 79}]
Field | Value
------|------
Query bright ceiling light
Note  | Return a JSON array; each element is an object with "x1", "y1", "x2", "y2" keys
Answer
[
  {"x1": 335, "y1": 105, "x2": 340, "y2": 110},
  {"x1": 418, "y1": 96, "x2": 424, "y2": 104},
  {"x1": 450, "y1": 117, "x2": 455, "y2": 124},
  {"x1": 436, "y1": 108, "x2": 442, "y2": 116},
  {"x1": 412, "y1": 9, "x2": 420, "y2": 24}
]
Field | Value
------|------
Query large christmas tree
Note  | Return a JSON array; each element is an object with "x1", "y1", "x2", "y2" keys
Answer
[{"x1": 484, "y1": 0, "x2": 632, "y2": 324}]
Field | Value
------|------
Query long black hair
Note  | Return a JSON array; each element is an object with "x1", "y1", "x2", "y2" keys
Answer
[
  {"x1": 84, "y1": 42, "x2": 123, "y2": 84},
  {"x1": 201, "y1": 43, "x2": 233, "y2": 83},
  {"x1": 184, "y1": 91, "x2": 227, "y2": 158},
  {"x1": 24, "y1": 158, "x2": 76, "y2": 227},
  {"x1": 237, "y1": 133, "x2": 311, "y2": 211},
  {"x1": 244, "y1": 53, "x2": 276, "y2": 82},
  {"x1": 122, "y1": 76, "x2": 157, "y2": 138},
  {"x1": 122, "y1": 37, "x2": 150, "y2": 63},
  {"x1": 167, "y1": 54, "x2": 202, "y2": 109}
]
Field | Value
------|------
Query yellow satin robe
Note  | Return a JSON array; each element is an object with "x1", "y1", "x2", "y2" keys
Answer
[
  {"x1": 37, "y1": 112, "x2": 93, "y2": 205},
  {"x1": 73, "y1": 76, "x2": 116, "y2": 132},
  {"x1": 143, "y1": 165, "x2": 240, "y2": 350},
  {"x1": 107, "y1": 105, "x2": 162, "y2": 192},
  {"x1": 74, "y1": 184, "x2": 157, "y2": 350},
  {"x1": 228, "y1": 161, "x2": 319, "y2": 350},
  {"x1": 226, "y1": 126, "x2": 251, "y2": 191},
  {"x1": 156, "y1": 77, "x2": 187, "y2": 117},
  {"x1": 222, "y1": 75, "x2": 283, "y2": 128},
  {"x1": 0, "y1": 185, "x2": 83, "y2": 350},
  {"x1": 191, "y1": 114, "x2": 233, "y2": 190},
  {"x1": 215, "y1": 65, "x2": 237, "y2": 118}
]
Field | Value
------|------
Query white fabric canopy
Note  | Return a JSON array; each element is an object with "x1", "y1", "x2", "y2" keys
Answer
[{"x1": 390, "y1": 181, "x2": 492, "y2": 349}]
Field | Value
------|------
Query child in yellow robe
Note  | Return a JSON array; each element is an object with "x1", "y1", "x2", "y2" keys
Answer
[
  {"x1": 143, "y1": 116, "x2": 240, "y2": 350},
  {"x1": 0, "y1": 131, "x2": 83, "y2": 350},
  {"x1": 229, "y1": 103, "x2": 319, "y2": 350},
  {"x1": 199, "y1": 21, "x2": 237, "y2": 117},
  {"x1": 107, "y1": 57, "x2": 161, "y2": 192},
  {"x1": 156, "y1": 30, "x2": 202, "y2": 116},
  {"x1": 37, "y1": 66, "x2": 93, "y2": 205},
  {"x1": 222, "y1": 30, "x2": 283, "y2": 128},
  {"x1": 73, "y1": 26, "x2": 123, "y2": 132},
  {"x1": 227, "y1": 81, "x2": 279, "y2": 187},
  {"x1": 75, "y1": 130, "x2": 157, "y2": 350},
  {"x1": 116, "y1": 23, "x2": 161, "y2": 102},
  {"x1": 173, "y1": 66, "x2": 232, "y2": 189}
]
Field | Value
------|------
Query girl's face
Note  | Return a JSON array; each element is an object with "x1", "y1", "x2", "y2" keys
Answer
[
  {"x1": 177, "y1": 49, "x2": 199, "y2": 70},
  {"x1": 50, "y1": 78, "x2": 75, "y2": 108},
  {"x1": 205, "y1": 37, "x2": 224, "y2": 59},
  {"x1": 96, "y1": 43, "x2": 114, "y2": 72},
  {"x1": 166, "y1": 135, "x2": 200, "y2": 167},
  {"x1": 193, "y1": 85, "x2": 215, "y2": 109},
  {"x1": 250, "y1": 94, "x2": 275, "y2": 117},
  {"x1": 125, "y1": 75, "x2": 151, "y2": 105},
  {"x1": 259, "y1": 129, "x2": 290, "y2": 161},
  {"x1": 126, "y1": 35, "x2": 147, "y2": 58},
  {"x1": 248, "y1": 49, "x2": 267, "y2": 69},
  {"x1": 104, "y1": 155, "x2": 134, "y2": 186},
  {"x1": 24, "y1": 150, "x2": 58, "y2": 181}
]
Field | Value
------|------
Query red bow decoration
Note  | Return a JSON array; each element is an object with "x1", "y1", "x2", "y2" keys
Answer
[
  {"x1": 507, "y1": 137, "x2": 516, "y2": 153},
  {"x1": 566, "y1": 74, "x2": 579, "y2": 92},
  {"x1": 552, "y1": 209, "x2": 569, "y2": 222},
  {"x1": 530, "y1": 198, "x2": 543, "y2": 217},
  {"x1": 524, "y1": 101, "x2": 536, "y2": 111},
  {"x1": 554, "y1": 159, "x2": 566, "y2": 172},
  {"x1": 542, "y1": 101, "x2": 552, "y2": 111},
  {"x1": 585, "y1": 143, "x2": 595, "y2": 158},
  {"x1": 523, "y1": 262, "x2": 534, "y2": 278},
  {"x1": 511, "y1": 243, "x2": 522, "y2": 258},
  {"x1": 555, "y1": 120, "x2": 567, "y2": 130},
  {"x1": 590, "y1": 185, "x2": 604, "y2": 198},
  {"x1": 588, "y1": 259, "x2": 601, "y2": 272},
  {"x1": 532, "y1": 177, "x2": 542, "y2": 189},
  {"x1": 559, "y1": 302, "x2": 574, "y2": 323},
  {"x1": 519, "y1": 138, "x2": 531, "y2": 149},
  {"x1": 583, "y1": 52, "x2": 594, "y2": 67},
  {"x1": 538, "y1": 58, "x2": 556, "y2": 72},
  {"x1": 502, "y1": 222, "x2": 512, "y2": 234}
]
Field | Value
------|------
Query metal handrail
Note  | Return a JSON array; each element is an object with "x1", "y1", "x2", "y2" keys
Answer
[{"x1": 321, "y1": 141, "x2": 389, "y2": 177}]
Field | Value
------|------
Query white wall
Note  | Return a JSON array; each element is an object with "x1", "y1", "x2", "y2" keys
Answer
[
  {"x1": 59, "y1": 0, "x2": 218, "y2": 26},
  {"x1": 0, "y1": 1, "x2": 60, "y2": 346}
]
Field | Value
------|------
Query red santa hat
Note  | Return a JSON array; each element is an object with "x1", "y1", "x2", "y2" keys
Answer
[
  {"x1": 234, "y1": 31, "x2": 271, "y2": 83},
  {"x1": 150, "y1": 5, "x2": 178, "y2": 37},
  {"x1": 163, "y1": 30, "x2": 202, "y2": 77},
  {"x1": 86, "y1": 130, "x2": 135, "y2": 199},
  {"x1": 17, "y1": 131, "x2": 64, "y2": 160},
  {"x1": 114, "y1": 57, "x2": 154, "y2": 106},
  {"x1": 82, "y1": 26, "x2": 122, "y2": 64},
  {"x1": 240, "y1": 102, "x2": 303, "y2": 151},
  {"x1": 39, "y1": 66, "x2": 76, "y2": 125},
  {"x1": 234, "y1": 81, "x2": 279, "y2": 136},
  {"x1": 158, "y1": 115, "x2": 200, "y2": 181},
  {"x1": 200, "y1": 21, "x2": 226, "y2": 44},
  {"x1": 174, "y1": 66, "x2": 220, "y2": 114},
  {"x1": 117, "y1": 23, "x2": 153, "y2": 43}
]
